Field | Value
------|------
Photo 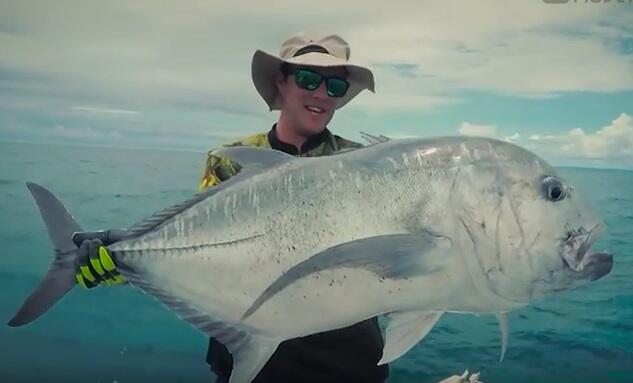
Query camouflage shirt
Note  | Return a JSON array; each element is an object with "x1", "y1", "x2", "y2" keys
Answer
[
  {"x1": 198, "y1": 125, "x2": 362, "y2": 190},
  {"x1": 200, "y1": 125, "x2": 389, "y2": 383}
]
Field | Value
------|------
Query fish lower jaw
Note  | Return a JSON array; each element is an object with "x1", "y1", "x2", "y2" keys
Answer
[
  {"x1": 561, "y1": 224, "x2": 609, "y2": 272},
  {"x1": 576, "y1": 251, "x2": 613, "y2": 280}
]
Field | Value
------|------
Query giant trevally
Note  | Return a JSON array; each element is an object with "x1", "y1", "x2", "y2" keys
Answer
[{"x1": 8, "y1": 136, "x2": 613, "y2": 383}]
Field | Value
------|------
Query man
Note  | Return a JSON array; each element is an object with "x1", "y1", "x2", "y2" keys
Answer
[
  {"x1": 199, "y1": 33, "x2": 386, "y2": 383},
  {"x1": 76, "y1": 34, "x2": 388, "y2": 383}
]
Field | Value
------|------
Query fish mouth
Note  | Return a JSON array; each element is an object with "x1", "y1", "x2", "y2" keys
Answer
[{"x1": 560, "y1": 224, "x2": 613, "y2": 280}]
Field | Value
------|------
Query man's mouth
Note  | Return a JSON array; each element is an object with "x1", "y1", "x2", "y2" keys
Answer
[
  {"x1": 560, "y1": 224, "x2": 612, "y2": 278},
  {"x1": 305, "y1": 105, "x2": 325, "y2": 115}
]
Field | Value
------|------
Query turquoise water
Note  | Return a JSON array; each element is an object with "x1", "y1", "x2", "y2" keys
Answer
[{"x1": 0, "y1": 141, "x2": 631, "y2": 383}]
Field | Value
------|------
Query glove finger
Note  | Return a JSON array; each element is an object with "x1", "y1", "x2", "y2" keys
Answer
[
  {"x1": 98, "y1": 247, "x2": 124, "y2": 283},
  {"x1": 98, "y1": 246, "x2": 117, "y2": 272},
  {"x1": 88, "y1": 239, "x2": 107, "y2": 277},
  {"x1": 79, "y1": 239, "x2": 104, "y2": 283},
  {"x1": 77, "y1": 239, "x2": 90, "y2": 267},
  {"x1": 106, "y1": 271, "x2": 126, "y2": 285},
  {"x1": 78, "y1": 240, "x2": 97, "y2": 283},
  {"x1": 75, "y1": 272, "x2": 98, "y2": 289}
]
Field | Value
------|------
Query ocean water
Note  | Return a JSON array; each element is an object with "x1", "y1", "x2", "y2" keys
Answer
[{"x1": 0, "y1": 141, "x2": 631, "y2": 383}]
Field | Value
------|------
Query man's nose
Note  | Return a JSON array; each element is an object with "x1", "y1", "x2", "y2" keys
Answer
[{"x1": 312, "y1": 81, "x2": 328, "y2": 99}]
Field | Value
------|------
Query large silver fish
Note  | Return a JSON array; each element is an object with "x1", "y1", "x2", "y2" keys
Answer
[{"x1": 9, "y1": 136, "x2": 613, "y2": 383}]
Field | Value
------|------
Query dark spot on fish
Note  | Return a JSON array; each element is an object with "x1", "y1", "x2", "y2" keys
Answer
[
  {"x1": 329, "y1": 279, "x2": 334, "y2": 286},
  {"x1": 303, "y1": 295, "x2": 307, "y2": 299}
]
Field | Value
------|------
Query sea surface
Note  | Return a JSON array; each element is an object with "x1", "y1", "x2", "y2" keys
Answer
[{"x1": 0, "y1": 141, "x2": 631, "y2": 383}]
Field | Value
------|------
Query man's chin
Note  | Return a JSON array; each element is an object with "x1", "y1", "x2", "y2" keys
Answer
[{"x1": 299, "y1": 121, "x2": 328, "y2": 135}]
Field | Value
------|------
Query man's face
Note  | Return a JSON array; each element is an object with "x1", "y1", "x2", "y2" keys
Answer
[{"x1": 276, "y1": 65, "x2": 348, "y2": 137}]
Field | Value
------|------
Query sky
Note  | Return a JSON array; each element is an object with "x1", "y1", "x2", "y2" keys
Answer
[{"x1": 1, "y1": 0, "x2": 632, "y2": 169}]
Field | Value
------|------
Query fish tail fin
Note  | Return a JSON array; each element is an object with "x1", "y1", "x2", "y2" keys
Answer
[{"x1": 8, "y1": 182, "x2": 83, "y2": 327}]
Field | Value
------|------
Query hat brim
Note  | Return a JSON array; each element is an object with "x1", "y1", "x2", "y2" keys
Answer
[{"x1": 252, "y1": 50, "x2": 375, "y2": 111}]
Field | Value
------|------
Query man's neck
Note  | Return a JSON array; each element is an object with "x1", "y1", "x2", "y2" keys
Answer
[{"x1": 275, "y1": 117, "x2": 310, "y2": 150}]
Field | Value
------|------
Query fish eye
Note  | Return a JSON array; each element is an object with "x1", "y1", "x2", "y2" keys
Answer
[{"x1": 542, "y1": 176, "x2": 566, "y2": 202}]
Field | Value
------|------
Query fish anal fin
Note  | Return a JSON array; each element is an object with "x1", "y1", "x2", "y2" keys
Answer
[
  {"x1": 379, "y1": 310, "x2": 443, "y2": 365},
  {"x1": 228, "y1": 338, "x2": 278, "y2": 383},
  {"x1": 121, "y1": 271, "x2": 280, "y2": 383}
]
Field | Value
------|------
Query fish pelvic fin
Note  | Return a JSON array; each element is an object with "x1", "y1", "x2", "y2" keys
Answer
[
  {"x1": 8, "y1": 182, "x2": 82, "y2": 326},
  {"x1": 496, "y1": 312, "x2": 509, "y2": 363}
]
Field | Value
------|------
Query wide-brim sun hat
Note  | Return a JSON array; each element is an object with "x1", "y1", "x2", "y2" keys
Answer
[{"x1": 252, "y1": 33, "x2": 375, "y2": 111}]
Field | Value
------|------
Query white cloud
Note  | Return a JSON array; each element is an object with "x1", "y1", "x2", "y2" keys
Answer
[
  {"x1": 505, "y1": 132, "x2": 520, "y2": 141},
  {"x1": 458, "y1": 122, "x2": 498, "y2": 137},
  {"x1": 71, "y1": 106, "x2": 141, "y2": 115},
  {"x1": 539, "y1": 113, "x2": 633, "y2": 160},
  {"x1": 457, "y1": 122, "x2": 520, "y2": 143},
  {"x1": 1, "y1": 0, "x2": 631, "y2": 114},
  {"x1": 1, "y1": 1, "x2": 632, "y2": 153},
  {"x1": 53, "y1": 125, "x2": 123, "y2": 141}
]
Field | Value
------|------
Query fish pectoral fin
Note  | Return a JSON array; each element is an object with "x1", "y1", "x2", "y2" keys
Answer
[
  {"x1": 379, "y1": 310, "x2": 444, "y2": 365},
  {"x1": 212, "y1": 146, "x2": 296, "y2": 171},
  {"x1": 496, "y1": 312, "x2": 509, "y2": 363},
  {"x1": 242, "y1": 233, "x2": 454, "y2": 321}
]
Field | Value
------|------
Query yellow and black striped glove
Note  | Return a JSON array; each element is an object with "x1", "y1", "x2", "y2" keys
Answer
[{"x1": 72, "y1": 231, "x2": 126, "y2": 288}]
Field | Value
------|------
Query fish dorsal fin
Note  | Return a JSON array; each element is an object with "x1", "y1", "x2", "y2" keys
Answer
[
  {"x1": 119, "y1": 269, "x2": 279, "y2": 383},
  {"x1": 125, "y1": 147, "x2": 296, "y2": 238},
  {"x1": 378, "y1": 310, "x2": 443, "y2": 365},
  {"x1": 360, "y1": 131, "x2": 391, "y2": 146},
  {"x1": 125, "y1": 187, "x2": 223, "y2": 238}
]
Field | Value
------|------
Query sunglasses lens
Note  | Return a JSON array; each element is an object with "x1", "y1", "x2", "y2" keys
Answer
[
  {"x1": 326, "y1": 78, "x2": 349, "y2": 98},
  {"x1": 295, "y1": 69, "x2": 322, "y2": 91}
]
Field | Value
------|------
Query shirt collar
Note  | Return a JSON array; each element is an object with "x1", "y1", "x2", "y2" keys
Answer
[{"x1": 268, "y1": 124, "x2": 331, "y2": 156}]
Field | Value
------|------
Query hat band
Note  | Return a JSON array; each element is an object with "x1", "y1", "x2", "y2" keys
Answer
[{"x1": 293, "y1": 45, "x2": 330, "y2": 57}]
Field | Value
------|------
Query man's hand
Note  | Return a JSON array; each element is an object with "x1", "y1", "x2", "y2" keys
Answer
[
  {"x1": 72, "y1": 230, "x2": 127, "y2": 288},
  {"x1": 436, "y1": 370, "x2": 483, "y2": 383}
]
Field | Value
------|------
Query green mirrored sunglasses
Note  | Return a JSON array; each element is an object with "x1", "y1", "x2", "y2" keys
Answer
[{"x1": 292, "y1": 68, "x2": 350, "y2": 98}]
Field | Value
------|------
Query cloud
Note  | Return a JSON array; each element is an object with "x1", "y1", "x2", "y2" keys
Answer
[
  {"x1": 0, "y1": 0, "x2": 631, "y2": 152},
  {"x1": 71, "y1": 106, "x2": 141, "y2": 115},
  {"x1": 53, "y1": 125, "x2": 123, "y2": 141},
  {"x1": 529, "y1": 113, "x2": 633, "y2": 161},
  {"x1": 458, "y1": 122, "x2": 498, "y2": 137},
  {"x1": 457, "y1": 122, "x2": 519, "y2": 142}
]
